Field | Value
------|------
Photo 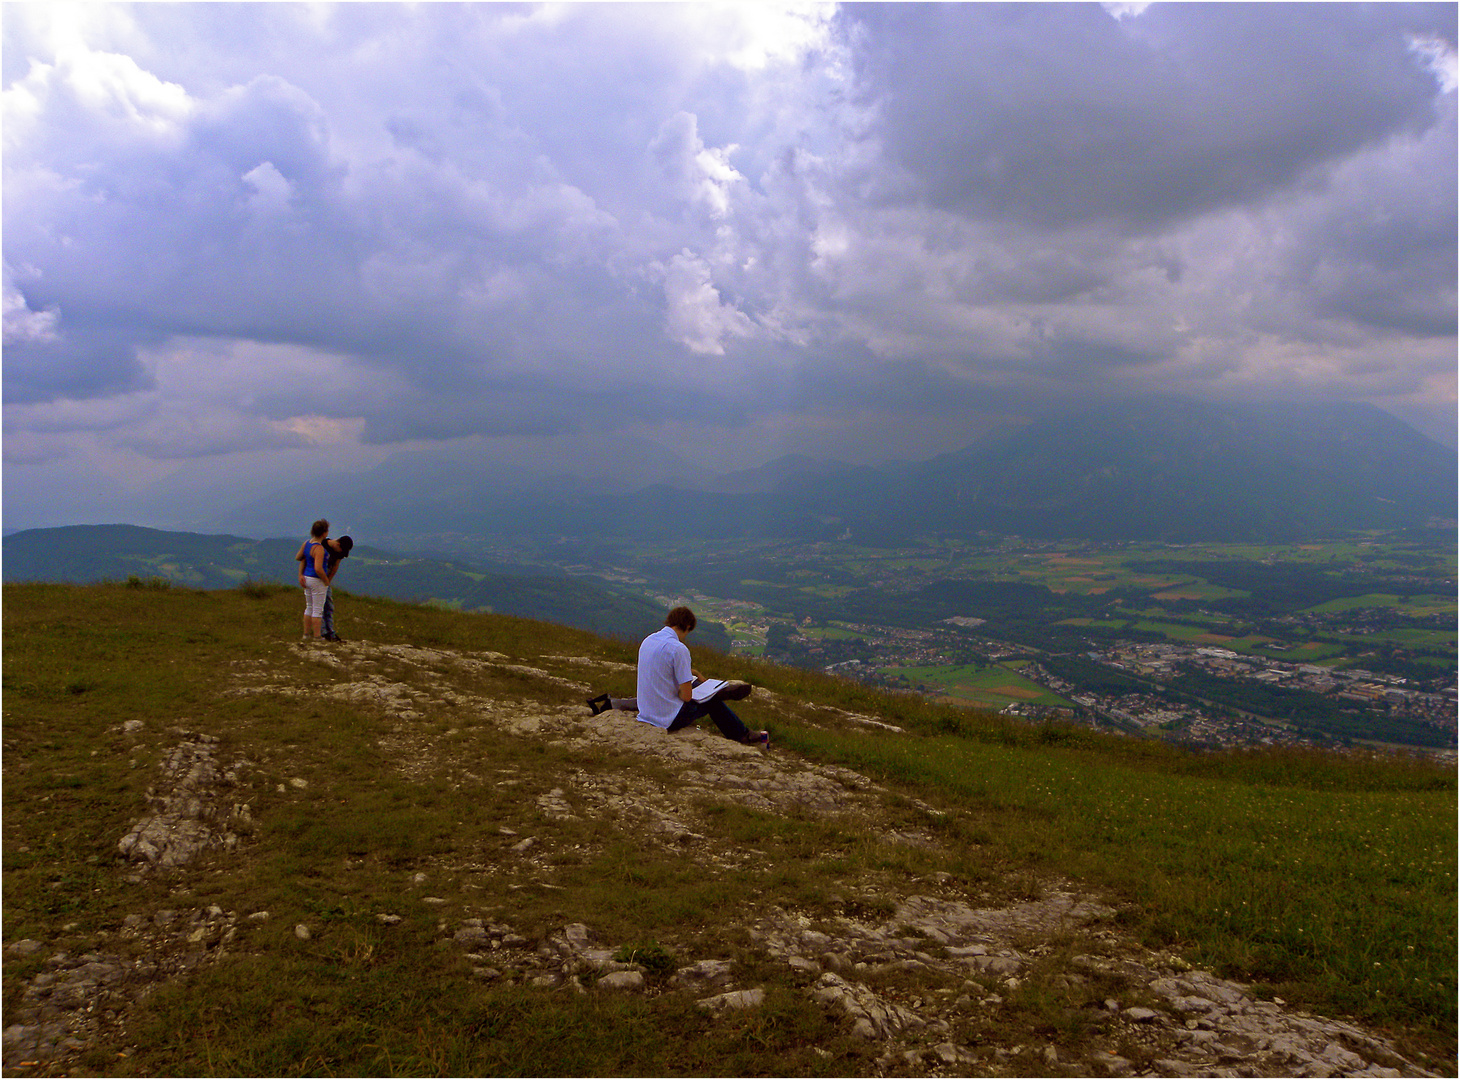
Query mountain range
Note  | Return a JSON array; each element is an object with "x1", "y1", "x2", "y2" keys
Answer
[{"x1": 194, "y1": 396, "x2": 1460, "y2": 544}]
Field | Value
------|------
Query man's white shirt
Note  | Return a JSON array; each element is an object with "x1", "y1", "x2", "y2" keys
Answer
[{"x1": 635, "y1": 625, "x2": 692, "y2": 727}]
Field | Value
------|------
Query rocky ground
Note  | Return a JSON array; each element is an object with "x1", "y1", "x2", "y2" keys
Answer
[{"x1": 3, "y1": 635, "x2": 1440, "y2": 1077}]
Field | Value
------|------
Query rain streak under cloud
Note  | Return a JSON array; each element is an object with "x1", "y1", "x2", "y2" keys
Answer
[{"x1": 2, "y1": 2, "x2": 1456, "y2": 531}]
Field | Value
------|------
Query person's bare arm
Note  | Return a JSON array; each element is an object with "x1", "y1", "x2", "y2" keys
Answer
[{"x1": 678, "y1": 680, "x2": 695, "y2": 702}]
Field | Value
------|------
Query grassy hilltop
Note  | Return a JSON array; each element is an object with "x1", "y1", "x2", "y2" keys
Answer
[{"x1": 3, "y1": 582, "x2": 1454, "y2": 1076}]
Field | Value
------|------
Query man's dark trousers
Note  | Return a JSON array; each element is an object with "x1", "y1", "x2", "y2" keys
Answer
[{"x1": 667, "y1": 698, "x2": 749, "y2": 741}]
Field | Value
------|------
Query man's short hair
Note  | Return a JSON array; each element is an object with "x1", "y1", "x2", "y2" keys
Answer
[{"x1": 665, "y1": 606, "x2": 697, "y2": 632}]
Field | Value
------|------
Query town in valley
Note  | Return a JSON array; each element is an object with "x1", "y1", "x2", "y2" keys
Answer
[{"x1": 528, "y1": 532, "x2": 1458, "y2": 760}]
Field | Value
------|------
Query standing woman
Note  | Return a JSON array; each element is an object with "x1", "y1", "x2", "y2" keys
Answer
[{"x1": 297, "y1": 518, "x2": 334, "y2": 639}]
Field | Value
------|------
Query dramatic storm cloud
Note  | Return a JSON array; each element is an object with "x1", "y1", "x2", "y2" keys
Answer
[{"x1": 4, "y1": 2, "x2": 1455, "y2": 531}]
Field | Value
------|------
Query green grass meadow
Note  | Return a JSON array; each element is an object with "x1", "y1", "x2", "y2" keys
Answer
[
  {"x1": 3, "y1": 581, "x2": 1455, "y2": 1074},
  {"x1": 775, "y1": 721, "x2": 1455, "y2": 1036}
]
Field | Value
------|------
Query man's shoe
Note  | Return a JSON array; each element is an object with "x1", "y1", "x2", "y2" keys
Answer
[
  {"x1": 716, "y1": 682, "x2": 753, "y2": 701},
  {"x1": 586, "y1": 693, "x2": 612, "y2": 715}
]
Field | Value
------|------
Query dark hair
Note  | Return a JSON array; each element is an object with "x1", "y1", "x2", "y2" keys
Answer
[
  {"x1": 311, "y1": 519, "x2": 330, "y2": 538},
  {"x1": 665, "y1": 606, "x2": 696, "y2": 632},
  {"x1": 336, "y1": 535, "x2": 353, "y2": 557}
]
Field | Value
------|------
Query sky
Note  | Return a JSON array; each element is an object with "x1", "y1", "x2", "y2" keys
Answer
[{"x1": 3, "y1": 2, "x2": 1456, "y2": 533}]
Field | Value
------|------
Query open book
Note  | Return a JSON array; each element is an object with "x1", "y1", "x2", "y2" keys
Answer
[{"x1": 690, "y1": 678, "x2": 729, "y2": 703}]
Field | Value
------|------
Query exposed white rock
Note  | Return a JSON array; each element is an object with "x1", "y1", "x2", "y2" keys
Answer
[
  {"x1": 597, "y1": 970, "x2": 645, "y2": 992},
  {"x1": 812, "y1": 972, "x2": 926, "y2": 1040},
  {"x1": 697, "y1": 988, "x2": 764, "y2": 1014}
]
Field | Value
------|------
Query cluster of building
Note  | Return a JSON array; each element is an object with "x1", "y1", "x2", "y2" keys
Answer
[
  {"x1": 1090, "y1": 642, "x2": 1455, "y2": 731},
  {"x1": 1004, "y1": 640, "x2": 1455, "y2": 759}
]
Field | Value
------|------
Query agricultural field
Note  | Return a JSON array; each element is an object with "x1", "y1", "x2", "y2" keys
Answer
[{"x1": 879, "y1": 663, "x2": 1075, "y2": 711}]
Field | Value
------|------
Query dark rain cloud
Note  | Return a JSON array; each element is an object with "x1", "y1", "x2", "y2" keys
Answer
[
  {"x1": 845, "y1": 3, "x2": 1454, "y2": 232},
  {"x1": 2, "y1": 3, "x2": 1455, "y2": 532}
]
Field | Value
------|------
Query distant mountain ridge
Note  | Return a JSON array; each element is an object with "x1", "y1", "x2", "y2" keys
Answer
[
  {"x1": 878, "y1": 397, "x2": 1458, "y2": 542},
  {"x1": 207, "y1": 396, "x2": 1455, "y2": 543},
  {"x1": 590, "y1": 397, "x2": 1456, "y2": 543}
]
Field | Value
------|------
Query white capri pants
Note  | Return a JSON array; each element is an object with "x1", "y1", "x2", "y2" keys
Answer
[{"x1": 303, "y1": 577, "x2": 329, "y2": 618}]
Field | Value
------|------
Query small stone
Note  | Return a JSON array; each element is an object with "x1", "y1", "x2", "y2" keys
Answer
[
  {"x1": 7, "y1": 939, "x2": 42, "y2": 956},
  {"x1": 376, "y1": 914, "x2": 402, "y2": 925},
  {"x1": 1320, "y1": 1043, "x2": 1366, "y2": 1071},
  {"x1": 289, "y1": 778, "x2": 308, "y2": 789},
  {"x1": 1153, "y1": 1059, "x2": 1207, "y2": 1077},
  {"x1": 673, "y1": 959, "x2": 734, "y2": 987},
  {"x1": 1092, "y1": 1050, "x2": 1134, "y2": 1077},
  {"x1": 294, "y1": 924, "x2": 311, "y2": 940},
  {"x1": 1124, "y1": 1006, "x2": 1159, "y2": 1023},
  {"x1": 698, "y1": 988, "x2": 764, "y2": 1013},
  {"x1": 946, "y1": 944, "x2": 988, "y2": 957},
  {"x1": 422, "y1": 897, "x2": 447, "y2": 905},
  {"x1": 598, "y1": 970, "x2": 646, "y2": 992},
  {"x1": 247, "y1": 912, "x2": 270, "y2": 922},
  {"x1": 932, "y1": 1042, "x2": 961, "y2": 1064},
  {"x1": 512, "y1": 838, "x2": 536, "y2": 853}
]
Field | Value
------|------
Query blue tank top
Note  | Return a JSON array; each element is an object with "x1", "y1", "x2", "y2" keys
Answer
[{"x1": 303, "y1": 539, "x2": 328, "y2": 578}]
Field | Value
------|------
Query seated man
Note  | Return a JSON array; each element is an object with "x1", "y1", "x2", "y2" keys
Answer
[{"x1": 634, "y1": 606, "x2": 768, "y2": 747}]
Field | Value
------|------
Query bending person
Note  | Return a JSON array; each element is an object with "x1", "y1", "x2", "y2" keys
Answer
[
  {"x1": 318, "y1": 534, "x2": 353, "y2": 641},
  {"x1": 632, "y1": 606, "x2": 767, "y2": 746}
]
